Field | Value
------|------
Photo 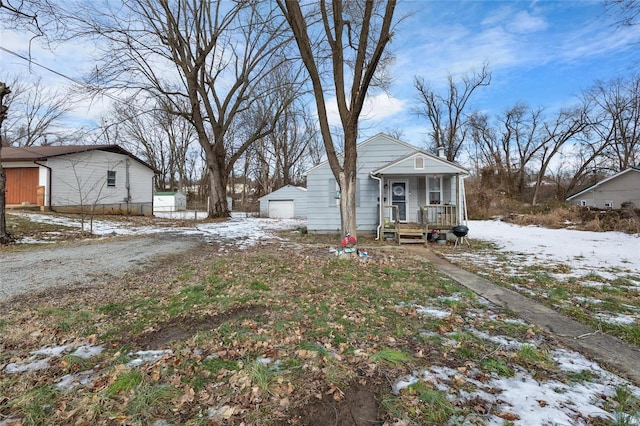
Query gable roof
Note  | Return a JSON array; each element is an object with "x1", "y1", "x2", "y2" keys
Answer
[
  {"x1": 1, "y1": 145, "x2": 156, "y2": 172},
  {"x1": 566, "y1": 166, "x2": 640, "y2": 200},
  {"x1": 371, "y1": 150, "x2": 468, "y2": 175},
  {"x1": 304, "y1": 133, "x2": 425, "y2": 175},
  {"x1": 258, "y1": 185, "x2": 307, "y2": 201}
]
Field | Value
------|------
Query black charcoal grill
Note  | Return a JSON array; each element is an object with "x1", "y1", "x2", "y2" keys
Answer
[
  {"x1": 452, "y1": 225, "x2": 469, "y2": 237},
  {"x1": 452, "y1": 225, "x2": 471, "y2": 247}
]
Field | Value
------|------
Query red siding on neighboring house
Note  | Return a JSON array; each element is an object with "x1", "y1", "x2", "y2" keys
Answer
[{"x1": 5, "y1": 167, "x2": 39, "y2": 205}]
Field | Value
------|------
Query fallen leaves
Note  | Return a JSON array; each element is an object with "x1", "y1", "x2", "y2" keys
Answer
[
  {"x1": 0, "y1": 240, "x2": 620, "y2": 425},
  {"x1": 497, "y1": 411, "x2": 520, "y2": 421}
]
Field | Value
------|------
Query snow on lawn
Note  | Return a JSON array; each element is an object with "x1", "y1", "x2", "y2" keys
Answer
[
  {"x1": 397, "y1": 293, "x2": 640, "y2": 426},
  {"x1": 464, "y1": 219, "x2": 640, "y2": 279},
  {"x1": 12, "y1": 212, "x2": 305, "y2": 250},
  {"x1": 442, "y1": 219, "x2": 640, "y2": 328},
  {"x1": 5, "y1": 213, "x2": 640, "y2": 424}
]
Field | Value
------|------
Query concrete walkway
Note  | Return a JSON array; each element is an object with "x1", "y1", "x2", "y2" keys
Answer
[{"x1": 410, "y1": 247, "x2": 640, "y2": 386}]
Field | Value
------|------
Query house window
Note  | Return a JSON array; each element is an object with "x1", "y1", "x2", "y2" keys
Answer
[
  {"x1": 107, "y1": 170, "x2": 116, "y2": 187},
  {"x1": 428, "y1": 176, "x2": 441, "y2": 204},
  {"x1": 414, "y1": 156, "x2": 424, "y2": 170}
]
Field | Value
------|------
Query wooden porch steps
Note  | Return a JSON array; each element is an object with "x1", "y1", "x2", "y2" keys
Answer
[
  {"x1": 396, "y1": 223, "x2": 426, "y2": 244},
  {"x1": 399, "y1": 237, "x2": 425, "y2": 244}
]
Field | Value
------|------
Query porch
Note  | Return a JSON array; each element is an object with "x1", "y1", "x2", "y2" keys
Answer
[{"x1": 382, "y1": 205, "x2": 459, "y2": 244}]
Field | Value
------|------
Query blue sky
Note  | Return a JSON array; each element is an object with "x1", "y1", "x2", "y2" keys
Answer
[
  {"x1": 360, "y1": 0, "x2": 639, "y2": 145},
  {"x1": 1, "y1": 0, "x2": 638, "y2": 147}
]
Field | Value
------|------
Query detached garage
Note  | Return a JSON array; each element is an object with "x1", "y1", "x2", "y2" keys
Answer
[
  {"x1": 259, "y1": 185, "x2": 307, "y2": 219},
  {"x1": 2, "y1": 145, "x2": 156, "y2": 215}
]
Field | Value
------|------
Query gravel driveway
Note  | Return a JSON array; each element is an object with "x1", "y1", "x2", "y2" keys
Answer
[{"x1": 0, "y1": 234, "x2": 205, "y2": 303}]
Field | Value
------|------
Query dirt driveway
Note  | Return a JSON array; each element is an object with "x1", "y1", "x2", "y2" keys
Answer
[{"x1": 0, "y1": 234, "x2": 205, "y2": 303}]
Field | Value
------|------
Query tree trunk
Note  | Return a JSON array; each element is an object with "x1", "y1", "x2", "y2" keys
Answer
[
  {"x1": 207, "y1": 167, "x2": 229, "y2": 218},
  {"x1": 340, "y1": 127, "x2": 358, "y2": 239},
  {"x1": 0, "y1": 153, "x2": 9, "y2": 244},
  {"x1": 338, "y1": 171, "x2": 357, "y2": 238},
  {"x1": 200, "y1": 133, "x2": 231, "y2": 218},
  {"x1": 0, "y1": 82, "x2": 12, "y2": 244}
]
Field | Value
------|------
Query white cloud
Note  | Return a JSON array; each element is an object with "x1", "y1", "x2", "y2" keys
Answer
[
  {"x1": 506, "y1": 10, "x2": 548, "y2": 34},
  {"x1": 324, "y1": 92, "x2": 405, "y2": 129},
  {"x1": 361, "y1": 92, "x2": 405, "y2": 121}
]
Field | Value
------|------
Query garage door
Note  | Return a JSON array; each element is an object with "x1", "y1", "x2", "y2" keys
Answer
[
  {"x1": 268, "y1": 200, "x2": 294, "y2": 219},
  {"x1": 6, "y1": 168, "x2": 39, "y2": 205}
]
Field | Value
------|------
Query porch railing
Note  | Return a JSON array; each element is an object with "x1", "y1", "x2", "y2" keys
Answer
[{"x1": 420, "y1": 205, "x2": 457, "y2": 229}]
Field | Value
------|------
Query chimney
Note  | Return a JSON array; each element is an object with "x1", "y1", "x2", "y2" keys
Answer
[{"x1": 437, "y1": 146, "x2": 445, "y2": 158}]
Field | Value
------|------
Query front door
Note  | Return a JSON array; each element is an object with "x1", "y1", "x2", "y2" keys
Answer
[{"x1": 390, "y1": 181, "x2": 407, "y2": 222}]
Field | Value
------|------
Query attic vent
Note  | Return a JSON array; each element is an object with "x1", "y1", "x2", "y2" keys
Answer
[{"x1": 414, "y1": 156, "x2": 424, "y2": 169}]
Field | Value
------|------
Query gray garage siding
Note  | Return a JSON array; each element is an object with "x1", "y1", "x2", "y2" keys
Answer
[{"x1": 259, "y1": 185, "x2": 307, "y2": 219}]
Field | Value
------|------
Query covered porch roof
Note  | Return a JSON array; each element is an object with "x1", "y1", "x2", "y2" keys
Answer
[{"x1": 370, "y1": 151, "x2": 469, "y2": 176}]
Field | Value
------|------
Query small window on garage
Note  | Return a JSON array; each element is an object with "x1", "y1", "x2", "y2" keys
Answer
[{"x1": 107, "y1": 170, "x2": 116, "y2": 187}]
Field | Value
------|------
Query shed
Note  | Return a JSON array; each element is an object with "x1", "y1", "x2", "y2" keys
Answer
[
  {"x1": 259, "y1": 185, "x2": 307, "y2": 219},
  {"x1": 154, "y1": 191, "x2": 187, "y2": 212}
]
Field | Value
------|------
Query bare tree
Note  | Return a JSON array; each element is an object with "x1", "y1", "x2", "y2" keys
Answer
[
  {"x1": 108, "y1": 96, "x2": 197, "y2": 191},
  {"x1": 278, "y1": 0, "x2": 397, "y2": 238},
  {"x1": 530, "y1": 105, "x2": 591, "y2": 204},
  {"x1": 414, "y1": 64, "x2": 491, "y2": 161},
  {"x1": 468, "y1": 104, "x2": 541, "y2": 197},
  {"x1": 468, "y1": 101, "x2": 590, "y2": 204},
  {"x1": 0, "y1": 0, "x2": 46, "y2": 244},
  {"x1": 249, "y1": 96, "x2": 321, "y2": 197},
  {"x1": 1, "y1": 77, "x2": 75, "y2": 146},
  {"x1": 66, "y1": 0, "x2": 297, "y2": 218},
  {"x1": 62, "y1": 156, "x2": 110, "y2": 234},
  {"x1": 588, "y1": 75, "x2": 640, "y2": 172},
  {"x1": 606, "y1": 0, "x2": 640, "y2": 28}
]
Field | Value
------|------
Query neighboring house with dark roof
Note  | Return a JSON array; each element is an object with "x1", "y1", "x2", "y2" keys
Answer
[
  {"x1": 305, "y1": 133, "x2": 469, "y2": 243},
  {"x1": 2, "y1": 145, "x2": 156, "y2": 215},
  {"x1": 566, "y1": 167, "x2": 640, "y2": 209}
]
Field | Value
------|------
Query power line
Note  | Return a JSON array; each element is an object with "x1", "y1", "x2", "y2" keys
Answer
[
  {"x1": 0, "y1": 45, "x2": 125, "y2": 105},
  {"x1": 0, "y1": 45, "x2": 84, "y2": 86}
]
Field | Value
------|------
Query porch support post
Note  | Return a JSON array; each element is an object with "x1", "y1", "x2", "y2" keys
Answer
[
  {"x1": 459, "y1": 174, "x2": 468, "y2": 225},
  {"x1": 371, "y1": 173, "x2": 383, "y2": 240}
]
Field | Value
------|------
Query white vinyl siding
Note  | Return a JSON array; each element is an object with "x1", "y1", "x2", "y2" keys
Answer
[
  {"x1": 306, "y1": 134, "x2": 417, "y2": 233},
  {"x1": 47, "y1": 150, "x2": 154, "y2": 207}
]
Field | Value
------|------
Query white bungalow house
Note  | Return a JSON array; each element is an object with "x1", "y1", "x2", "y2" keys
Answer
[
  {"x1": 2, "y1": 145, "x2": 156, "y2": 215},
  {"x1": 305, "y1": 133, "x2": 469, "y2": 243},
  {"x1": 566, "y1": 166, "x2": 640, "y2": 209}
]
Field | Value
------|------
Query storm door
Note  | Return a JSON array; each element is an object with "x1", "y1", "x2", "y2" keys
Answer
[{"x1": 390, "y1": 181, "x2": 407, "y2": 222}]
